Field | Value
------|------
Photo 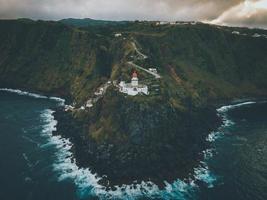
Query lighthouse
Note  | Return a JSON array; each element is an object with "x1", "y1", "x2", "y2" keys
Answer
[
  {"x1": 131, "y1": 71, "x2": 138, "y2": 87},
  {"x1": 118, "y1": 70, "x2": 149, "y2": 96}
]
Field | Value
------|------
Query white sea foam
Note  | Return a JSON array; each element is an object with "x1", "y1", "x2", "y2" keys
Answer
[
  {"x1": 40, "y1": 109, "x2": 199, "y2": 200},
  {"x1": 216, "y1": 101, "x2": 256, "y2": 113},
  {"x1": 203, "y1": 148, "x2": 216, "y2": 160},
  {"x1": 0, "y1": 88, "x2": 48, "y2": 99},
  {"x1": 38, "y1": 101, "x2": 259, "y2": 199},
  {"x1": 216, "y1": 101, "x2": 256, "y2": 133},
  {"x1": 0, "y1": 88, "x2": 65, "y2": 105},
  {"x1": 49, "y1": 97, "x2": 65, "y2": 106},
  {"x1": 200, "y1": 101, "x2": 259, "y2": 189},
  {"x1": 193, "y1": 162, "x2": 217, "y2": 188},
  {"x1": 208, "y1": 101, "x2": 256, "y2": 142},
  {"x1": 206, "y1": 131, "x2": 222, "y2": 142}
]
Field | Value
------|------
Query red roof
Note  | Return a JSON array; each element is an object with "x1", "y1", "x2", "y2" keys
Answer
[{"x1": 132, "y1": 71, "x2": 138, "y2": 78}]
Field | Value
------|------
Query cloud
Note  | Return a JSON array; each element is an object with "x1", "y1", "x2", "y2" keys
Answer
[
  {"x1": 210, "y1": 0, "x2": 267, "y2": 29},
  {"x1": 0, "y1": 0, "x2": 266, "y2": 28}
]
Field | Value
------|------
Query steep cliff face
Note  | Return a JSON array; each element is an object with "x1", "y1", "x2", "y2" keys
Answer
[
  {"x1": 133, "y1": 23, "x2": 267, "y2": 102},
  {"x1": 0, "y1": 20, "x2": 122, "y2": 103},
  {"x1": 1, "y1": 20, "x2": 267, "y2": 104},
  {"x1": 55, "y1": 88, "x2": 220, "y2": 186},
  {"x1": 1, "y1": 19, "x2": 267, "y2": 186}
]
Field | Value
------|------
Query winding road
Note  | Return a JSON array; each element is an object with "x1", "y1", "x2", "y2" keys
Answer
[
  {"x1": 130, "y1": 42, "x2": 161, "y2": 79},
  {"x1": 127, "y1": 61, "x2": 161, "y2": 79}
]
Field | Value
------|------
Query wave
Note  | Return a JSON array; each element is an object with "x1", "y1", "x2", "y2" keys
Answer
[
  {"x1": 38, "y1": 101, "x2": 258, "y2": 199},
  {"x1": 193, "y1": 162, "x2": 217, "y2": 188},
  {"x1": 0, "y1": 88, "x2": 47, "y2": 99},
  {"x1": 40, "y1": 109, "x2": 200, "y2": 200},
  {"x1": 212, "y1": 101, "x2": 257, "y2": 137},
  {"x1": 200, "y1": 101, "x2": 260, "y2": 189},
  {"x1": 0, "y1": 88, "x2": 65, "y2": 105},
  {"x1": 216, "y1": 101, "x2": 256, "y2": 113}
]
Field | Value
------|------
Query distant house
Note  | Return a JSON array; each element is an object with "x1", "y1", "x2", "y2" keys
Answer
[
  {"x1": 148, "y1": 68, "x2": 158, "y2": 74},
  {"x1": 115, "y1": 33, "x2": 122, "y2": 37},
  {"x1": 65, "y1": 105, "x2": 75, "y2": 112},
  {"x1": 155, "y1": 21, "x2": 169, "y2": 26},
  {"x1": 119, "y1": 71, "x2": 148, "y2": 96},
  {"x1": 94, "y1": 88, "x2": 104, "y2": 96},
  {"x1": 232, "y1": 31, "x2": 240, "y2": 35},
  {"x1": 86, "y1": 100, "x2": 93, "y2": 108}
]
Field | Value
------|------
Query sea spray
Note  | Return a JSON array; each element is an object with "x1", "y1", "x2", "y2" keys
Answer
[
  {"x1": 39, "y1": 98, "x2": 258, "y2": 199},
  {"x1": 0, "y1": 88, "x2": 65, "y2": 106},
  {"x1": 39, "y1": 109, "x2": 198, "y2": 200},
  {"x1": 37, "y1": 104, "x2": 243, "y2": 199},
  {"x1": 198, "y1": 101, "x2": 258, "y2": 188},
  {"x1": 217, "y1": 101, "x2": 256, "y2": 113}
]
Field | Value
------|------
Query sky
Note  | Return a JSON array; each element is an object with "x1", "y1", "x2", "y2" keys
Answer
[{"x1": 0, "y1": 0, "x2": 267, "y2": 29}]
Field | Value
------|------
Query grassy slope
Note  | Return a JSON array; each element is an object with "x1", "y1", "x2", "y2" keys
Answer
[
  {"x1": 1, "y1": 20, "x2": 266, "y2": 105},
  {"x1": 132, "y1": 23, "x2": 267, "y2": 105},
  {"x1": 0, "y1": 20, "x2": 120, "y2": 103},
  {"x1": 1, "y1": 20, "x2": 267, "y2": 185}
]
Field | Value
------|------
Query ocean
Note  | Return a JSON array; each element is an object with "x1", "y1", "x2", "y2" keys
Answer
[{"x1": 0, "y1": 89, "x2": 266, "y2": 200}]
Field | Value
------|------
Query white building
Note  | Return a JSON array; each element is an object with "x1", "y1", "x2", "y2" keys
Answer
[
  {"x1": 86, "y1": 99, "x2": 93, "y2": 108},
  {"x1": 148, "y1": 68, "x2": 158, "y2": 74},
  {"x1": 65, "y1": 105, "x2": 75, "y2": 112},
  {"x1": 119, "y1": 71, "x2": 149, "y2": 96},
  {"x1": 94, "y1": 88, "x2": 104, "y2": 96},
  {"x1": 155, "y1": 21, "x2": 169, "y2": 26},
  {"x1": 232, "y1": 31, "x2": 240, "y2": 35},
  {"x1": 115, "y1": 33, "x2": 122, "y2": 37}
]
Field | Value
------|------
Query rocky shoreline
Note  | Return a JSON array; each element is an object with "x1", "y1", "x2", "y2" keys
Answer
[{"x1": 52, "y1": 102, "x2": 221, "y2": 189}]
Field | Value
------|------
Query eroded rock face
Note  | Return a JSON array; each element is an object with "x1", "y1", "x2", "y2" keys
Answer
[
  {"x1": 54, "y1": 89, "x2": 221, "y2": 187},
  {"x1": 1, "y1": 19, "x2": 267, "y2": 188}
]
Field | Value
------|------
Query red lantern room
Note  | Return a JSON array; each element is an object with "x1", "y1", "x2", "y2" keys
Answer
[
  {"x1": 131, "y1": 71, "x2": 139, "y2": 86},
  {"x1": 132, "y1": 71, "x2": 138, "y2": 78}
]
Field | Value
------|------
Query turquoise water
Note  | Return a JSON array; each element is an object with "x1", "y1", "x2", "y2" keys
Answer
[{"x1": 0, "y1": 90, "x2": 266, "y2": 200}]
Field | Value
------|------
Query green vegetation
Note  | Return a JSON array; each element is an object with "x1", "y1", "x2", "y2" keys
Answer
[
  {"x1": 1, "y1": 19, "x2": 267, "y2": 185},
  {"x1": 59, "y1": 18, "x2": 128, "y2": 28},
  {"x1": 0, "y1": 19, "x2": 125, "y2": 104}
]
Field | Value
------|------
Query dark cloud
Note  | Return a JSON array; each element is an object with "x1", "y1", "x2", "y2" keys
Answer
[{"x1": 0, "y1": 0, "x2": 266, "y2": 28}]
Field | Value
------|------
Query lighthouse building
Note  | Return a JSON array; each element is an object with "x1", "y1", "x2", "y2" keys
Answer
[{"x1": 119, "y1": 71, "x2": 148, "y2": 96}]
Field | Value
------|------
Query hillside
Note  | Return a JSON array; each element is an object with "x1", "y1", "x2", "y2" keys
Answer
[
  {"x1": 0, "y1": 19, "x2": 126, "y2": 104},
  {"x1": 0, "y1": 19, "x2": 267, "y2": 186},
  {"x1": 59, "y1": 18, "x2": 127, "y2": 27}
]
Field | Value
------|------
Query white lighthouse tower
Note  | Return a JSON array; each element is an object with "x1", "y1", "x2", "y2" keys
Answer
[
  {"x1": 119, "y1": 70, "x2": 149, "y2": 96},
  {"x1": 131, "y1": 71, "x2": 138, "y2": 86}
]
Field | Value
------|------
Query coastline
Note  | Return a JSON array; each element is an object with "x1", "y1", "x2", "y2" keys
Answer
[
  {"x1": 52, "y1": 103, "x2": 221, "y2": 188},
  {"x1": 48, "y1": 96, "x2": 267, "y2": 192},
  {"x1": 1, "y1": 88, "x2": 267, "y2": 199}
]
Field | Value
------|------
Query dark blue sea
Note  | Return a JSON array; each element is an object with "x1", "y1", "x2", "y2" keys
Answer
[{"x1": 0, "y1": 89, "x2": 267, "y2": 200}]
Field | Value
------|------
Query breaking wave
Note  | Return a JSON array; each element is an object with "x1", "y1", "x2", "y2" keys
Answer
[
  {"x1": 38, "y1": 101, "x2": 258, "y2": 199},
  {"x1": 216, "y1": 101, "x2": 256, "y2": 113},
  {"x1": 39, "y1": 110, "x2": 222, "y2": 199},
  {"x1": 40, "y1": 109, "x2": 199, "y2": 200},
  {"x1": 0, "y1": 88, "x2": 65, "y2": 106},
  {"x1": 199, "y1": 101, "x2": 258, "y2": 188}
]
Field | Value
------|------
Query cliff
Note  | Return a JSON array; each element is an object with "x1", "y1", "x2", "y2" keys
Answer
[{"x1": 1, "y1": 19, "x2": 267, "y2": 186}]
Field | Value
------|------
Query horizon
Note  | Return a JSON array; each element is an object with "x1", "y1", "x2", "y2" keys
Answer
[{"x1": 1, "y1": 17, "x2": 267, "y2": 31}]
